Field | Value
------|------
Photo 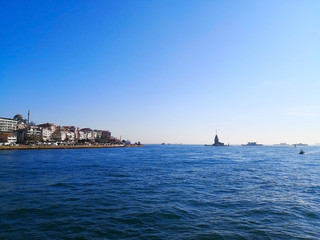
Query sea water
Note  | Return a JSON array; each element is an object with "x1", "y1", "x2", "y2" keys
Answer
[{"x1": 0, "y1": 145, "x2": 320, "y2": 239}]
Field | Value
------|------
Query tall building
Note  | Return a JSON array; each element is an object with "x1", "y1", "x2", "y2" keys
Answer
[
  {"x1": 0, "y1": 117, "x2": 18, "y2": 132},
  {"x1": 213, "y1": 134, "x2": 225, "y2": 146},
  {"x1": 205, "y1": 131, "x2": 228, "y2": 147}
]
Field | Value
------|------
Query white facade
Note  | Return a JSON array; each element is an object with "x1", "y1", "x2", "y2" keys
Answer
[
  {"x1": 27, "y1": 126, "x2": 42, "y2": 136},
  {"x1": 79, "y1": 131, "x2": 86, "y2": 140},
  {"x1": 7, "y1": 135, "x2": 17, "y2": 144},
  {"x1": 51, "y1": 130, "x2": 66, "y2": 141},
  {"x1": 78, "y1": 131, "x2": 96, "y2": 141},
  {"x1": 0, "y1": 118, "x2": 18, "y2": 132},
  {"x1": 66, "y1": 131, "x2": 75, "y2": 141},
  {"x1": 42, "y1": 128, "x2": 53, "y2": 141},
  {"x1": 87, "y1": 131, "x2": 93, "y2": 140},
  {"x1": 92, "y1": 131, "x2": 98, "y2": 139},
  {"x1": 60, "y1": 131, "x2": 67, "y2": 141}
]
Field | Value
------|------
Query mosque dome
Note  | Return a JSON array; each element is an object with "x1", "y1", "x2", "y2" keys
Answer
[{"x1": 13, "y1": 113, "x2": 25, "y2": 121}]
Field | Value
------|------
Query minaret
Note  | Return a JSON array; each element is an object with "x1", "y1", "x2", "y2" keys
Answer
[{"x1": 27, "y1": 109, "x2": 30, "y2": 125}]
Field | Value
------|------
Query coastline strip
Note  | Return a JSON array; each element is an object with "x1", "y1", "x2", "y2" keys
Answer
[{"x1": 0, "y1": 144, "x2": 143, "y2": 151}]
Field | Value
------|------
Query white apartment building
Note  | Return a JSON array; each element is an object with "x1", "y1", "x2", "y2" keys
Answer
[
  {"x1": 52, "y1": 131, "x2": 67, "y2": 141},
  {"x1": 7, "y1": 135, "x2": 17, "y2": 144},
  {"x1": 79, "y1": 131, "x2": 86, "y2": 140},
  {"x1": 27, "y1": 126, "x2": 42, "y2": 136},
  {"x1": 42, "y1": 128, "x2": 53, "y2": 141},
  {"x1": 87, "y1": 131, "x2": 93, "y2": 140},
  {"x1": 92, "y1": 131, "x2": 98, "y2": 139},
  {"x1": 66, "y1": 131, "x2": 75, "y2": 141},
  {"x1": 0, "y1": 117, "x2": 18, "y2": 132},
  {"x1": 0, "y1": 133, "x2": 17, "y2": 144}
]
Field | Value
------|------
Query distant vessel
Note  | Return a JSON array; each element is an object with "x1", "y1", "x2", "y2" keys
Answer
[
  {"x1": 293, "y1": 143, "x2": 308, "y2": 147},
  {"x1": 274, "y1": 143, "x2": 288, "y2": 146},
  {"x1": 205, "y1": 132, "x2": 228, "y2": 146},
  {"x1": 299, "y1": 149, "x2": 305, "y2": 154},
  {"x1": 242, "y1": 142, "x2": 263, "y2": 146}
]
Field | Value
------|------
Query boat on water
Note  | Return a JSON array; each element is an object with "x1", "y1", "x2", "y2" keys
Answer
[
  {"x1": 242, "y1": 142, "x2": 263, "y2": 146},
  {"x1": 273, "y1": 143, "x2": 289, "y2": 146},
  {"x1": 299, "y1": 149, "x2": 305, "y2": 154},
  {"x1": 293, "y1": 143, "x2": 308, "y2": 148}
]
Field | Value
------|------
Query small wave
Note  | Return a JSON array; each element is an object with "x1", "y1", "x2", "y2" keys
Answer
[
  {"x1": 159, "y1": 211, "x2": 183, "y2": 220},
  {"x1": 50, "y1": 182, "x2": 70, "y2": 187}
]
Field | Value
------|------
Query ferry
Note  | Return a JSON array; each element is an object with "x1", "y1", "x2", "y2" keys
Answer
[
  {"x1": 273, "y1": 143, "x2": 289, "y2": 146},
  {"x1": 242, "y1": 142, "x2": 263, "y2": 146},
  {"x1": 293, "y1": 143, "x2": 308, "y2": 148}
]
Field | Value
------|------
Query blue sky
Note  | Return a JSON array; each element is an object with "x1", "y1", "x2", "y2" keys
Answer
[{"x1": 1, "y1": 0, "x2": 319, "y2": 144}]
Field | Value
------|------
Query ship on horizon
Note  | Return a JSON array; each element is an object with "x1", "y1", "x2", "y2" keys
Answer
[
  {"x1": 242, "y1": 142, "x2": 263, "y2": 146},
  {"x1": 273, "y1": 143, "x2": 289, "y2": 146},
  {"x1": 293, "y1": 143, "x2": 308, "y2": 147}
]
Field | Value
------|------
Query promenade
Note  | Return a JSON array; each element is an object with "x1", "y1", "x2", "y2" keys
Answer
[{"x1": 0, "y1": 144, "x2": 143, "y2": 151}]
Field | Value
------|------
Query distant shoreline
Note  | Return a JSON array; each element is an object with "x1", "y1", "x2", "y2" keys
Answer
[{"x1": 0, "y1": 144, "x2": 144, "y2": 151}]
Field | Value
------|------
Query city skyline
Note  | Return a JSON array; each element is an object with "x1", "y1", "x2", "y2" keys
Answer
[{"x1": 1, "y1": 1, "x2": 320, "y2": 144}]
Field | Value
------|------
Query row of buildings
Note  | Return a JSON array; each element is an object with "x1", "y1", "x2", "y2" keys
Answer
[{"x1": 0, "y1": 113, "x2": 116, "y2": 145}]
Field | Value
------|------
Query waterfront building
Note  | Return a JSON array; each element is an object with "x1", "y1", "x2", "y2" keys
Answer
[
  {"x1": 41, "y1": 128, "x2": 53, "y2": 141},
  {"x1": 81, "y1": 128, "x2": 95, "y2": 140},
  {"x1": 27, "y1": 126, "x2": 42, "y2": 136},
  {"x1": 79, "y1": 130, "x2": 86, "y2": 140},
  {"x1": 16, "y1": 129, "x2": 25, "y2": 143},
  {"x1": 101, "y1": 130, "x2": 111, "y2": 139},
  {"x1": 86, "y1": 131, "x2": 93, "y2": 140},
  {"x1": 37, "y1": 123, "x2": 56, "y2": 133},
  {"x1": 71, "y1": 127, "x2": 80, "y2": 141},
  {"x1": 93, "y1": 130, "x2": 111, "y2": 142},
  {"x1": 52, "y1": 130, "x2": 67, "y2": 141},
  {"x1": 1, "y1": 112, "x2": 115, "y2": 145},
  {"x1": 7, "y1": 134, "x2": 17, "y2": 144},
  {"x1": 92, "y1": 130, "x2": 98, "y2": 139},
  {"x1": 0, "y1": 117, "x2": 18, "y2": 132},
  {"x1": 95, "y1": 130, "x2": 102, "y2": 139},
  {"x1": 54, "y1": 127, "x2": 76, "y2": 141},
  {"x1": 66, "y1": 131, "x2": 75, "y2": 142},
  {"x1": 16, "y1": 126, "x2": 42, "y2": 143},
  {"x1": 0, "y1": 132, "x2": 17, "y2": 144}
]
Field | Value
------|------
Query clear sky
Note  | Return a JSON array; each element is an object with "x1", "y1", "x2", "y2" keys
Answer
[{"x1": 1, "y1": 0, "x2": 319, "y2": 144}]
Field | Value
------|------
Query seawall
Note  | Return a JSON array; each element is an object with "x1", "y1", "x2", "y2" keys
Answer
[{"x1": 0, "y1": 144, "x2": 143, "y2": 151}]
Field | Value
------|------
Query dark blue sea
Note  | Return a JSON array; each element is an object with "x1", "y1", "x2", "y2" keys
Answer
[{"x1": 1, "y1": 145, "x2": 320, "y2": 239}]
